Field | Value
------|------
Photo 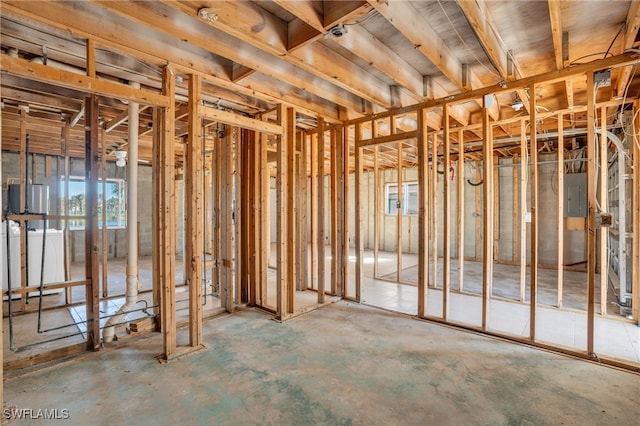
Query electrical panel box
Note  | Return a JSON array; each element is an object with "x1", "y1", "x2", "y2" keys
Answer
[{"x1": 564, "y1": 173, "x2": 587, "y2": 218}]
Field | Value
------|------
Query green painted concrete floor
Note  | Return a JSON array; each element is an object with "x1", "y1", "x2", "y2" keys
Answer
[{"x1": 4, "y1": 301, "x2": 640, "y2": 425}]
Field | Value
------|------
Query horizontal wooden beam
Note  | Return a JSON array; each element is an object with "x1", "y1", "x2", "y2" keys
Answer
[
  {"x1": 357, "y1": 130, "x2": 419, "y2": 148},
  {"x1": 0, "y1": 54, "x2": 170, "y2": 107},
  {"x1": 198, "y1": 105, "x2": 283, "y2": 135}
]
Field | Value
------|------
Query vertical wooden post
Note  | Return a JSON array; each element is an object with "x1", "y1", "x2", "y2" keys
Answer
[
  {"x1": 529, "y1": 84, "x2": 539, "y2": 340},
  {"x1": 519, "y1": 119, "x2": 528, "y2": 302},
  {"x1": 234, "y1": 128, "x2": 243, "y2": 306},
  {"x1": 62, "y1": 120, "x2": 72, "y2": 304},
  {"x1": 599, "y1": 106, "x2": 609, "y2": 315},
  {"x1": 259, "y1": 124, "x2": 269, "y2": 306},
  {"x1": 157, "y1": 66, "x2": 177, "y2": 358},
  {"x1": 330, "y1": 127, "x2": 338, "y2": 295},
  {"x1": 457, "y1": 129, "x2": 465, "y2": 292},
  {"x1": 101, "y1": 127, "x2": 108, "y2": 298},
  {"x1": 85, "y1": 94, "x2": 101, "y2": 350},
  {"x1": 482, "y1": 98, "x2": 494, "y2": 331},
  {"x1": 310, "y1": 132, "x2": 318, "y2": 291},
  {"x1": 301, "y1": 133, "x2": 309, "y2": 291},
  {"x1": 354, "y1": 124, "x2": 363, "y2": 302},
  {"x1": 397, "y1": 141, "x2": 403, "y2": 282},
  {"x1": 219, "y1": 127, "x2": 235, "y2": 312},
  {"x1": 373, "y1": 146, "x2": 380, "y2": 279},
  {"x1": 342, "y1": 126, "x2": 350, "y2": 298},
  {"x1": 632, "y1": 100, "x2": 640, "y2": 325},
  {"x1": 336, "y1": 126, "x2": 347, "y2": 297},
  {"x1": 317, "y1": 118, "x2": 326, "y2": 303},
  {"x1": 286, "y1": 108, "x2": 296, "y2": 312},
  {"x1": 443, "y1": 105, "x2": 451, "y2": 319},
  {"x1": 557, "y1": 113, "x2": 565, "y2": 308},
  {"x1": 474, "y1": 163, "x2": 482, "y2": 261},
  {"x1": 431, "y1": 132, "x2": 439, "y2": 287},
  {"x1": 276, "y1": 105, "x2": 288, "y2": 318},
  {"x1": 186, "y1": 74, "x2": 203, "y2": 347},
  {"x1": 417, "y1": 109, "x2": 428, "y2": 317},
  {"x1": 586, "y1": 72, "x2": 597, "y2": 353}
]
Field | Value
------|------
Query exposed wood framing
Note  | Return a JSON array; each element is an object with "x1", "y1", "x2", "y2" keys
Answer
[
  {"x1": 482, "y1": 98, "x2": 494, "y2": 330},
  {"x1": 442, "y1": 105, "x2": 451, "y2": 319},
  {"x1": 310, "y1": 131, "x2": 319, "y2": 291},
  {"x1": 373, "y1": 146, "x2": 380, "y2": 279},
  {"x1": 431, "y1": 131, "x2": 438, "y2": 289},
  {"x1": 354, "y1": 123, "x2": 364, "y2": 302},
  {"x1": 287, "y1": 108, "x2": 296, "y2": 312},
  {"x1": 586, "y1": 72, "x2": 597, "y2": 354},
  {"x1": 220, "y1": 126, "x2": 235, "y2": 313},
  {"x1": 457, "y1": 130, "x2": 465, "y2": 292},
  {"x1": 330, "y1": 127, "x2": 338, "y2": 295},
  {"x1": 186, "y1": 74, "x2": 203, "y2": 347},
  {"x1": 615, "y1": 2, "x2": 640, "y2": 98},
  {"x1": 519, "y1": 120, "x2": 527, "y2": 302},
  {"x1": 397, "y1": 140, "x2": 403, "y2": 282},
  {"x1": 199, "y1": 105, "x2": 283, "y2": 135},
  {"x1": 100, "y1": 128, "x2": 108, "y2": 298},
  {"x1": 633, "y1": 100, "x2": 640, "y2": 324},
  {"x1": 557, "y1": 113, "x2": 564, "y2": 308},
  {"x1": 599, "y1": 106, "x2": 609, "y2": 315},
  {"x1": 529, "y1": 84, "x2": 539, "y2": 340},
  {"x1": 317, "y1": 118, "x2": 326, "y2": 303},
  {"x1": 417, "y1": 108, "x2": 428, "y2": 317},
  {"x1": 276, "y1": 104, "x2": 288, "y2": 319}
]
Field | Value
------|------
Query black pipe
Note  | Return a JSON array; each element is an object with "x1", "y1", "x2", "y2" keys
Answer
[{"x1": 467, "y1": 178, "x2": 484, "y2": 186}]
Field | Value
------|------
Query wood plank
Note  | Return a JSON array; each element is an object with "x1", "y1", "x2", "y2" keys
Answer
[
  {"x1": 86, "y1": 38, "x2": 96, "y2": 78},
  {"x1": 633, "y1": 100, "x2": 640, "y2": 324},
  {"x1": 199, "y1": 105, "x2": 283, "y2": 135},
  {"x1": 100, "y1": 127, "x2": 108, "y2": 298},
  {"x1": 19, "y1": 106, "x2": 27, "y2": 312},
  {"x1": 358, "y1": 130, "x2": 419, "y2": 148},
  {"x1": 0, "y1": 53, "x2": 170, "y2": 107},
  {"x1": 287, "y1": 108, "x2": 296, "y2": 312},
  {"x1": 317, "y1": 119, "x2": 326, "y2": 303},
  {"x1": 417, "y1": 108, "x2": 428, "y2": 316},
  {"x1": 615, "y1": 1, "x2": 640, "y2": 97},
  {"x1": 547, "y1": 0, "x2": 563, "y2": 70},
  {"x1": 354, "y1": 124, "x2": 364, "y2": 302},
  {"x1": 557, "y1": 114, "x2": 564, "y2": 308},
  {"x1": 482, "y1": 99, "x2": 494, "y2": 331},
  {"x1": 186, "y1": 74, "x2": 203, "y2": 346},
  {"x1": 330, "y1": 127, "x2": 338, "y2": 295},
  {"x1": 529, "y1": 84, "x2": 539, "y2": 340},
  {"x1": 373, "y1": 146, "x2": 380, "y2": 278},
  {"x1": 310, "y1": 131, "x2": 319, "y2": 291},
  {"x1": 84, "y1": 94, "x2": 100, "y2": 350},
  {"x1": 599, "y1": 106, "x2": 609, "y2": 315},
  {"x1": 443, "y1": 105, "x2": 450, "y2": 319},
  {"x1": 397, "y1": 139, "x2": 403, "y2": 282},
  {"x1": 457, "y1": 130, "x2": 465, "y2": 293},
  {"x1": 586, "y1": 72, "x2": 597, "y2": 354},
  {"x1": 431, "y1": 132, "x2": 439, "y2": 290},
  {"x1": 276, "y1": 105, "x2": 288, "y2": 319},
  {"x1": 519, "y1": 120, "x2": 527, "y2": 302}
]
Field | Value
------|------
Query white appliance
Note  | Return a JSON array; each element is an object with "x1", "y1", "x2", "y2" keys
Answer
[{"x1": 1, "y1": 221, "x2": 65, "y2": 299}]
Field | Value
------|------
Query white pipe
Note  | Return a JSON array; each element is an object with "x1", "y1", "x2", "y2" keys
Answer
[
  {"x1": 103, "y1": 82, "x2": 140, "y2": 343},
  {"x1": 30, "y1": 57, "x2": 85, "y2": 74}
]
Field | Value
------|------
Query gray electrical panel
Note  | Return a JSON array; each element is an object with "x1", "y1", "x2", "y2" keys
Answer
[
  {"x1": 564, "y1": 173, "x2": 587, "y2": 217},
  {"x1": 7, "y1": 184, "x2": 49, "y2": 215}
]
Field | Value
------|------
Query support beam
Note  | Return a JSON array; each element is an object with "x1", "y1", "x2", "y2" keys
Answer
[
  {"x1": 373, "y1": 146, "x2": 380, "y2": 278},
  {"x1": 186, "y1": 74, "x2": 203, "y2": 347},
  {"x1": 457, "y1": 130, "x2": 465, "y2": 292},
  {"x1": 615, "y1": 1, "x2": 640, "y2": 98},
  {"x1": 417, "y1": 108, "x2": 428, "y2": 317},
  {"x1": 519, "y1": 120, "x2": 528, "y2": 302},
  {"x1": 632, "y1": 100, "x2": 640, "y2": 324},
  {"x1": 276, "y1": 105, "x2": 288, "y2": 318},
  {"x1": 354, "y1": 124, "x2": 364, "y2": 302},
  {"x1": 548, "y1": 0, "x2": 564, "y2": 70},
  {"x1": 586, "y1": 72, "x2": 597, "y2": 354},
  {"x1": 599, "y1": 107, "x2": 609, "y2": 316},
  {"x1": 529, "y1": 84, "x2": 539, "y2": 340},
  {"x1": 199, "y1": 105, "x2": 283, "y2": 135},
  {"x1": 557, "y1": 113, "x2": 565, "y2": 308},
  {"x1": 482, "y1": 98, "x2": 494, "y2": 331},
  {"x1": 397, "y1": 140, "x2": 403, "y2": 282},
  {"x1": 317, "y1": 118, "x2": 326, "y2": 303},
  {"x1": 287, "y1": 108, "x2": 296, "y2": 312},
  {"x1": 443, "y1": 104, "x2": 451, "y2": 319},
  {"x1": 330, "y1": 127, "x2": 339, "y2": 296}
]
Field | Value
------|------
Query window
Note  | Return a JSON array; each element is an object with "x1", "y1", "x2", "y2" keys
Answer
[
  {"x1": 385, "y1": 181, "x2": 418, "y2": 216},
  {"x1": 60, "y1": 178, "x2": 126, "y2": 229}
]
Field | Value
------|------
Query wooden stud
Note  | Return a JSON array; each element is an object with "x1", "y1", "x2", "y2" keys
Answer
[
  {"x1": 586, "y1": 72, "x2": 597, "y2": 354},
  {"x1": 373, "y1": 146, "x2": 380, "y2": 278},
  {"x1": 519, "y1": 120, "x2": 528, "y2": 302},
  {"x1": 599, "y1": 106, "x2": 608, "y2": 315},
  {"x1": 220, "y1": 126, "x2": 235, "y2": 313},
  {"x1": 431, "y1": 131, "x2": 439, "y2": 289},
  {"x1": 397, "y1": 141, "x2": 403, "y2": 282},
  {"x1": 19, "y1": 106, "x2": 27, "y2": 312},
  {"x1": 443, "y1": 104, "x2": 451, "y2": 319},
  {"x1": 259, "y1": 121, "x2": 269, "y2": 307},
  {"x1": 457, "y1": 129, "x2": 465, "y2": 292},
  {"x1": 158, "y1": 66, "x2": 177, "y2": 359},
  {"x1": 557, "y1": 113, "x2": 564, "y2": 308},
  {"x1": 493, "y1": 155, "x2": 500, "y2": 265},
  {"x1": 417, "y1": 108, "x2": 428, "y2": 317},
  {"x1": 317, "y1": 118, "x2": 326, "y2": 303},
  {"x1": 330, "y1": 127, "x2": 338, "y2": 295},
  {"x1": 86, "y1": 38, "x2": 96, "y2": 78},
  {"x1": 310, "y1": 131, "x2": 319, "y2": 291},
  {"x1": 632, "y1": 100, "x2": 640, "y2": 325},
  {"x1": 62, "y1": 120, "x2": 72, "y2": 304},
  {"x1": 186, "y1": 74, "x2": 203, "y2": 346},
  {"x1": 84, "y1": 94, "x2": 100, "y2": 350},
  {"x1": 354, "y1": 124, "x2": 364, "y2": 302},
  {"x1": 287, "y1": 108, "x2": 296, "y2": 312},
  {"x1": 234, "y1": 127, "x2": 243, "y2": 307},
  {"x1": 101, "y1": 127, "x2": 108, "y2": 298},
  {"x1": 301, "y1": 133, "x2": 309, "y2": 291},
  {"x1": 529, "y1": 84, "x2": 539, "y2": 340},
  {"x1": 482, "y1": 98, "x2": 494, "y2": 331},
  {"x1": 276, "y1": 105, "x2": 288, "y2": 318},
  {"x1": 337, "y1": 125, "x2": 348, "y2": 298}
]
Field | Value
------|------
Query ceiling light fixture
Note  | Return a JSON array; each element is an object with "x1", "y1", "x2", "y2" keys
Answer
[
  {"x1": 511, "y1": 99, "x2": 524, "y2": 111},
  {"x1": 325, "y1": 24, "x2": 348, "y2": 39},
  {"x1": 115, "y1": 150, "x2": 127, "y2": 167}
]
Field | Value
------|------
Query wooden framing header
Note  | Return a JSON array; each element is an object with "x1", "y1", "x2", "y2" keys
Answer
[{"x1": 198, "y1": 105, "x2": 283, "y2": 135}]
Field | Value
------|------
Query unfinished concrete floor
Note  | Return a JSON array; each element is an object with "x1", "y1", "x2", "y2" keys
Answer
[{"x1": 4, "y1": 301, "x2": 639, "y2": 425}]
